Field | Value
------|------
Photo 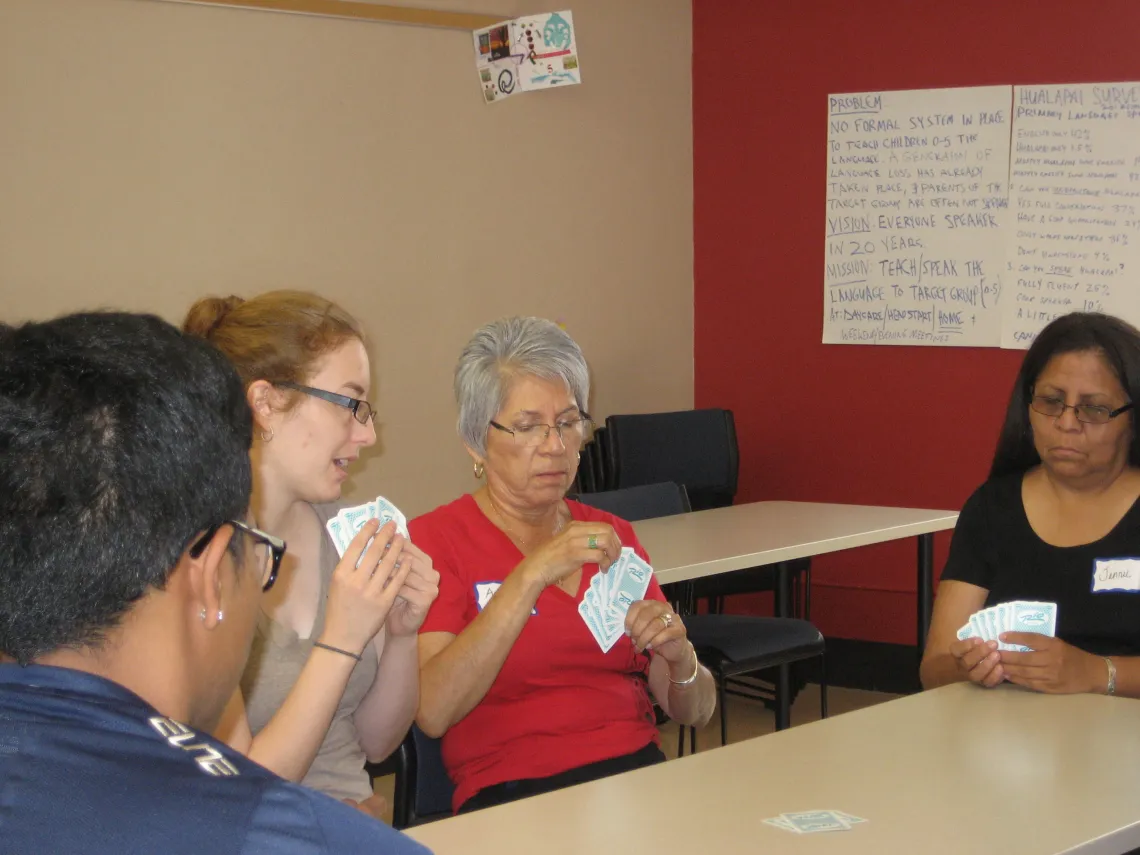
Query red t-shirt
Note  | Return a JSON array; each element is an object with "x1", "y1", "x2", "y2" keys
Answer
[{"x1": 411, "y1": 494, "x2": 666, "y2": 812}]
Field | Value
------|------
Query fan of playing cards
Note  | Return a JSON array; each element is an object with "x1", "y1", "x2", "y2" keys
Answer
[
  {"x1": 578, "y1": 547, "x2": 653, "y2": 652},
  {"x1": 325, "y1": 496, "x2": 410, "y2": 558},
  {"x1": 956, "y1": 600, "x2": 1057, "y2": 652}
]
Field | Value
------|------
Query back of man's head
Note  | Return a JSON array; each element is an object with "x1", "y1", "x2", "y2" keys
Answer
[{"x1": 0, "y1": 312, "x2": 252, "y2": 664}]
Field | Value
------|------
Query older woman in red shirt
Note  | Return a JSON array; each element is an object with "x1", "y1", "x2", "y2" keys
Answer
[{"x1": 412, "y1": 317, "x2": 716, "y2": 814}]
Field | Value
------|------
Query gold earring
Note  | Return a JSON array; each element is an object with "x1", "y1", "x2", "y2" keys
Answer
[{"x1": 473, "y1": 461, "x2": 485, "y2": 479}]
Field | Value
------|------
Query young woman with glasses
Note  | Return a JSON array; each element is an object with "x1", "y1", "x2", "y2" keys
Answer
[
  {"x1": 184, "y1": 291, "x2": 439, "y2": 819},
  {"x1": 921, "y1": 312, "x2": 1140, "y2": 699}
]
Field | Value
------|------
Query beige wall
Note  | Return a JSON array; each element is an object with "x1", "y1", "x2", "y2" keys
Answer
[{"x1": 0, "y1": 0, "x2": 693, "y2": 516}]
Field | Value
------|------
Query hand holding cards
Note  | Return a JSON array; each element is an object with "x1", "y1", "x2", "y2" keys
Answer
[
  {"x1": 578, "y1": 547, "x2": 653, "y2": 652},
  {"x1": 317, "y1": 497, "x2": 415, "y2": 655},
  {"x1": 956, "y1": 600, "x2": 1057, "y2": 651}
]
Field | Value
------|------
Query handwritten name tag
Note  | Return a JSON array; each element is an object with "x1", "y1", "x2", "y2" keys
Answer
[
  {"x1": 1092, "y1": 558, "x2": 1140, "y2": 593},
  {"x1": 474, "y1": 581, "x2": 537, "y2": 615}
]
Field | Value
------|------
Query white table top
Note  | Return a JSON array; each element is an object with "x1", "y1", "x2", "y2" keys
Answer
[
  {"x1": 631, "y1": 501, "x2": 959, "y2": 584},
  {"x1": 406, "y1": 683, "x2": 1140, "y2": 855}
]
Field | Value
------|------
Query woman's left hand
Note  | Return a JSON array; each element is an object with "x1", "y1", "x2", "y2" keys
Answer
[
  {"x1": 384, "y1": 541, "x2": 441, "y2": 638},
  {"x1": 998, "y1": 633, "x2": 1104, "y2": 694},
  {"x1": 625, "y1": 600, "x2": 691, "y2": 666}
]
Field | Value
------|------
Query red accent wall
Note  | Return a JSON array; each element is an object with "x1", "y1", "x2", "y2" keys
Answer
[{"x1": 692, "y1": 0, "x2": 1140, "y2": 645}]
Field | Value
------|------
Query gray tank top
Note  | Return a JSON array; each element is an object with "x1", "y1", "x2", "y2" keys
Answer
[{"x1": 240, "y1": 502, "x2": 379, "y2": 801}]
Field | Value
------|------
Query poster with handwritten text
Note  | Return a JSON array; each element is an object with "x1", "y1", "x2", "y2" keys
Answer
[
  {"x1": 823, "y1": 86, "x2": 1011, "y2": 347},
  {"x1": 1004, "y1": 83, "x2": 1140, "y2": 348}
]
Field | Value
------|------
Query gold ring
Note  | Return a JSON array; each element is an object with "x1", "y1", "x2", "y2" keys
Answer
[
  {"x1": 659, "y1": 613, "x2": 673, "y2": 629},
  {"x1": 587, "y1": 534, "x2": 599, "y2": 549}
]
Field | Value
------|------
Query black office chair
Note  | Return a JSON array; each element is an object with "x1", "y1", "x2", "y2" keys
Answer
[
  {"x1": 574, "y1": 482, "x2": 828, "y2": 755},
  {"x1": 604, "y1": 410, "x2": 738, "y2": 511},
  {"x1": 387, "y1": 725, "x2": 454, "y2": 829},
  {"x1": 604, "y1": 408, "x2": 811, "y2": 621}
]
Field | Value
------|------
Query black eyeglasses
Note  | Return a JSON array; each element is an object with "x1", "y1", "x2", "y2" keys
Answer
[
  {"x1": 190, "y1": 520, "x2": 286, "y2": 592},
  {"x1": 275, "y1": 381, "x2": 375, "y2": 425},
  {"x1": 1030, "y1": 395, "x2": 1134, "y2": 425},
  {"x1": 489, "y1": 413, "x2": 594, "y2": 449}
]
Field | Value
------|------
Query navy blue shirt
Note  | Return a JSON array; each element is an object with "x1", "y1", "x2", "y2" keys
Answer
[{"x1": 0, "y1": 665, "x2": 431, "y2": 855}]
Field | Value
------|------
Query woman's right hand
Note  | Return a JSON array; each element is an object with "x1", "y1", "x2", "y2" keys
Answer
[
  {"x1": 520, "y1": 521, "x2": 623, "y2": 587},
  {"x1": 321, "y1": 519, "x2": 414, "y2": 655},
  {"x1": 950, "y1": 637, "x2": 1005, "y2": 687}
]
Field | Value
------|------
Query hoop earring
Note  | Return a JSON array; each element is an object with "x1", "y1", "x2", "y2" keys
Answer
[
  {"x1": 473, "y1": 461, "x2": 485, "y2": 479},
  {"x1": 260, "y1": 429, "x2": 274, "y2": 442}
]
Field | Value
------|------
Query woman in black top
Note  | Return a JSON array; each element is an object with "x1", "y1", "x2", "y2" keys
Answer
[{"x1": 921, "y1": 312, "x2": 1140, "y2": 697}]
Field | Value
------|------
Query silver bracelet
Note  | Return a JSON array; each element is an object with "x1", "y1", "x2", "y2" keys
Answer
[
  {"x1": 669, "y1": 647, "x2": 700, "y2": 686},
  {"x1": 1104, "y1": 657, "x2": 1117, "y2": 696}
]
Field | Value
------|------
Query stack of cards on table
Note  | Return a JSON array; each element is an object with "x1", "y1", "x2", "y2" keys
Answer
[
  {"x1": 578, "y1": 547, "x2": 653, "y2": 653},
  {"x1": 956, "y1": 601, "x2": 1057, "y2": 651},
  {"x1": 763, "y1": 810, "x2": 867, "y2": 834},
  {"x1": 325, "y1": 496, "x2": 410, "y2": 559}
]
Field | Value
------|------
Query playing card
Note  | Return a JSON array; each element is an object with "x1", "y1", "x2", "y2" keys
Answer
[
  {"x1": 968, "y1": 612, "x2": 985, "y2": 641},
  {"x1": 579, "y1": 588, "x2": 620, "y2": 653},
  {"x1": 832, "y1": 811, "x2": 867, "y2": 825},
  {"x1": 779, "y1": 811, "x2": 852, "y2": 833},
  {"x1": 372, "y1": 495, "x2": 410, "y2": 539},
  {"x1": 982, "y1": 606, "x2": 999, "y2": 641},
  {"x1": 762, "y1": 817, "x2": 800, "y2": 833},
  {"x1": 956, "y1": 623, "x2": 972, "y2": 641},
  {"x1": 609, "y1": 549, "x2": 653, "y2": 612},
  {"x1": 1008, "y1": 600, "x2": 1057, "y2": 649},
  {"x1": 995, "y1": 602, "x2": 1013, "y2": 650},
  {"x1": 325, "y1": 516, "x2": 347, "y2": 553}
]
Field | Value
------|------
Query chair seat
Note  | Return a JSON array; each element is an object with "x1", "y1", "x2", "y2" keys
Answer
[{"x1": 685, "y1": 615, "x2": 823, "y2": 666}]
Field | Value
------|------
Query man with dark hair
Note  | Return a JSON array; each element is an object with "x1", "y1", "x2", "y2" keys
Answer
[{"x1": 0, "y1": 312, "x2": 429, "y2": 855}]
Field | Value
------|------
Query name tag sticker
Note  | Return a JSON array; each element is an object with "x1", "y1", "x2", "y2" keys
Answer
[
  {"x1": 474, "y1": 581, "x2": 537, "y2": 615},
  {"x1": 1092, "y1": 558, "x2": 1140, "y2": 593}
]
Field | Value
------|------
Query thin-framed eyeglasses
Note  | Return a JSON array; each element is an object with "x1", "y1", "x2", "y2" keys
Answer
[
  {"x1": 190, "y1": 520, "x2": 287, "y2": 592},
  {"x1": 275, "y1": 381, "x2": 375, "y2": 425},
  {"x1": 1030, "y1": 394, "x2": 1134, "y2": 425},
  {"x1": 489, "y1": 413, "x2": 594, "y2": 448}
]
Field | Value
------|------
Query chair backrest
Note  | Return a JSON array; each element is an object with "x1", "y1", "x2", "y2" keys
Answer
[
  {"x1": 604, "y1": 409, "x2": 738, "y2": 510},
  {"x1": 575, "y1": 440, "x2": 597, "y2": 493},
  {"x1": 592, "y1": 425, "x2": 611, "y2": 490},
  {"x1": 573, "y1": 481, "x2": 691, "y2": 522},
  {"x1": 392, "y1": 725, "x2": 454, "y2": 828}
]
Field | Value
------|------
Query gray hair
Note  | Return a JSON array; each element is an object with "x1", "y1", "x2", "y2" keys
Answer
[{"x1": 455, "y1": 317, "x2": 590, "y2": 456}]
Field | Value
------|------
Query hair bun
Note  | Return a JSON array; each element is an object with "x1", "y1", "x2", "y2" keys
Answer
[{"x1": 182, "y1": 296, "x2": 245, "y2": 340}]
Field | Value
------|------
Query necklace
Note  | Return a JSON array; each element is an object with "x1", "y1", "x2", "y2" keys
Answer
[{"x1": 487, "y1": 496, "x2": 566, "y2": 549}]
